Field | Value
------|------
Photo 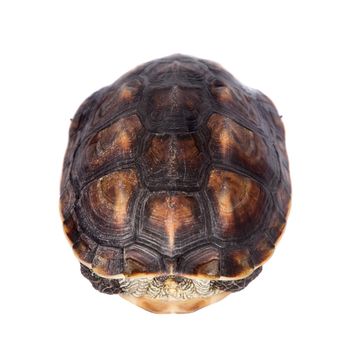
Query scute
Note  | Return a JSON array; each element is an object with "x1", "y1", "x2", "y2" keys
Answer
[
  {"x1": 92, "y1": 246, "x2": 123, "y2": 277},
  {"x1": 177, "y1": 246, "x2": 220, "y2": 277},
  {"x1": 73, "y1": 233, "x2": 98, "y2": 265},
  {"x1": 76, "y1": 168, "x2": 139, "y2": 242},
  {"x1": 206, "y1": 169, "x2": 270, "y2": 241},
  {"x1": 209, "y1": 77, "x2": 261, "y2": 128},
  {"x1": 92, "y1": 78, "x2": 143, "y2": 127},
  {"x1": 124, "y1": 244, "x2": 164, "y2": 276},
  {"x1": 73, "y1": 114, "x2": 143, "y2": 184},
  {"x1": 139, "y1": 192, "x2": 205, "y2": 257},
  {"x1": 221, "y1": 248, "x2": 255, "y2": 279},
  {"x1": 84, "y1": 115, "x2": 142, "y2": 171},
  {"x1": 62, "y1": 212, "x2": 79, "y2": 245},
  {"x1": 207, "y1": 113, "x2": 278, "y2": 185},
  {"x1": 144, "y1": 58, "x2": 208, "y2": 84},
  {"x1": 140, "y1": 85, "x2": 211, "y2": 132},
  {"x1": 141, "y1": 133, "x2": 208, "y2": 190},
  {"x1": 251, "y1": 236, "x2": 275, "y2": 267},
  {"x1": 60, "y1": 181, "x2": 76, "y2": 220}
]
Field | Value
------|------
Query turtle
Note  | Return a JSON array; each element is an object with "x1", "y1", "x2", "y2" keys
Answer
[{"x1": 60, "y1": 54, "x2": 291, "y2": 314}]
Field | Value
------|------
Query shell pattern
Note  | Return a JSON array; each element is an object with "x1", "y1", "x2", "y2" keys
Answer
[{"x1": 60, "y1": 54, "x2": 291, "y2": 292}]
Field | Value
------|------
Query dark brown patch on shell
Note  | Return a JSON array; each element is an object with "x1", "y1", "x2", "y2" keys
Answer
[
  {"x1": 92, "y1": 246, "x2": 123, "y2": 276},
  {"x1": 266, "y1": 210, "x2": 287, "y2": 243},
  {"x1": 59, "y1": 181, "x2": 76, "y2": 220},
  {"x1": 81, "y1": 264, "x2": 123, "y2": 294},
  {"x1": 73, "y1": 233, "x2": 98, "y2": 264},
  {"x1": 62, "y1": 213, "x2": 80, "y2": 244},
  {"x1": 211, "y1": 266, "x2": 262, "y2": 292},
  {"x1": 177, "y1": 246, "x2": 220, "y2": 277},
  {"x1": 145, "y1": 58, "x2": 208, "y2": 84},
  {"x1": 141, "y1": 134, "x2": 207, "y2": 190},
  {"x1": 251, "y1": 236, "x2": 275, "y2": 267},
  {"x1": 221, "y1": 248, "x2": 254, "y2": 278},
  {"x1": 141, "y1": 85, "x2": 210, "y2": 132},
  {"x1": 124, "y1": 244, "x2": 164, "y2": 275}
]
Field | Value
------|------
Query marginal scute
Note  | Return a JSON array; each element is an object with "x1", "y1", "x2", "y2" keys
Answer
[
  {"x1": 61, "y1": 89, "x2": 103, "y2": 193},
  {"x1": 124, "y1": 245, "x2": 163, "y2": 276},
  {"x1": 207, "y1": 113, "x2": 278, "y2": 184},
  {"x1": 266, "y1": 209, "x2": 287, "y2": 244},
  {"x1": 59, "y1": 181, "x2": 76, "y2": 220},
  {"x1": 221, "y1": 248, "x2": 254, "y2": 279},
  {"x1": 140, "y1": 192, "x2": 204, "y2": 256},
  {"x1": 81, "y1": 264, "x2": 122, "y2": 294},
  {"x1": 276, "y1": 183, "x2": 291, "y2": 217},
  {"x1": 92, "y1": 246, "x2": 123, "y2": 277},
  {"x1": 255, "y1": 94, "x2": 284, "y2": 137},
  {"x1": 73, "y1": 234, "x2": 98, "y2": 265},
  {"x1": 212, "y1": 267, "x2": 262, "y2": 292},
  {"x1": 177, "y1": 246, "x2": 220, "y2": 277},
  {"x1": 82, "y1": 114, "x2": 142, "y2": 174},
  {"x1": 274, "y1": 148, "x2": 291, "y2": 216},
  {"x1": 79, "y1": 168, "x2": 138, "y2": 240},
  {"x1": 207, "y1": 169, "x2": 268, "y2": 241},
  {"x1": 251, "y1": 236, "x2": 275, "y2": 267},
  {"x1": 62, "y1": 213, "x2": 80, "y2": 245},
  {"x1": 141, "y1": 134, "x2": 207, "y2": 189}
]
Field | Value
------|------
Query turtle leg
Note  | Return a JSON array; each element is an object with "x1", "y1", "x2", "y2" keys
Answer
[
  {"x1": 80, "y1": 264, "x2": 123, "y2": 295},
  {"x1": 211, "y1": 266, "x2": 262, "y2": 293}
]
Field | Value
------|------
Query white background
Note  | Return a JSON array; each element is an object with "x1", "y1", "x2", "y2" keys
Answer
[{"x1": 1, "y1": 1, "x2": 349, "y2": 349}]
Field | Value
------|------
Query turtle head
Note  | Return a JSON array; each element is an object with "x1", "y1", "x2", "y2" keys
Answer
[
  {"x1": 119, "y1": 274, "x2": 230, "y2": 314},
  {"x1": 81, "y1": 265, "x2": 261, "y2": 314}
]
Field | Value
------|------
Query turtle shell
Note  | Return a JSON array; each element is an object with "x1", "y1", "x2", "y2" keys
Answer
[{"x1": 60, "y1": 54, "x2": 291, "y2": 313}]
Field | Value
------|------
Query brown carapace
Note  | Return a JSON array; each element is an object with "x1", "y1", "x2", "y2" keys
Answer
[{"x1": 60, "y1": 54, "x2": 291, "y2": 313}]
